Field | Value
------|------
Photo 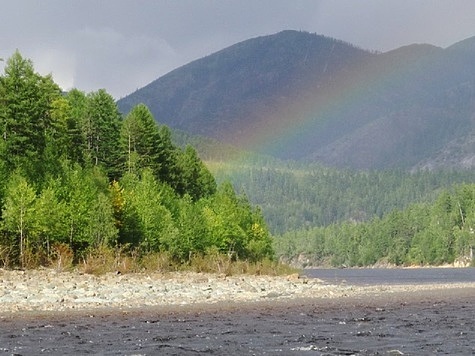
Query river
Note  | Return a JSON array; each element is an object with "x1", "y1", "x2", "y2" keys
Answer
[
  {"x1": 305, "y1": 266, "x2": 475, "y2": 285},
  {"x1": 1, "y1": 268, "x2": 474, "y2": 355}
]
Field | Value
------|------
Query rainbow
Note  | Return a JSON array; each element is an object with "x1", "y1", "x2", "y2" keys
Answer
[{"x1": 218, "y1": 46, "x2": 441, "y2": 162}]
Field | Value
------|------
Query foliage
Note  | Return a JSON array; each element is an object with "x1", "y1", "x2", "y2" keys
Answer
[
  {"x1": 0, "y1": 50, "x2": 62, "y2": 182},
  {"x1": 1, "y1": 173, "x2": 37, "y2": 268},
  {"x1": 211, "y1": 160, "x2": 475, "y2": 234},
  {"x1": 0, "y1": 52, "x2": 273, "y2": 269},
  {"x1": 274, "y1": 184, "x2": 475, "y2": 267},
  {"x1": 5, "y1": 50, "x2": 473, "y2": 271}
]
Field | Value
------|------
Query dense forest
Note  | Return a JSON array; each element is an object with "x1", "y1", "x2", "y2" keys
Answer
[
  {"x1": 274, "y1": 183, "x2": 475, "y2": 267},
  {"x1": 0, "y1": 51, "x2": 273, "y2": 269},
  {"x1": 210, "y1": 160, "x2": 475, "y2": 234},
  {"x1": 207, "y1": 158, "x2": 475, "y2": 267}
]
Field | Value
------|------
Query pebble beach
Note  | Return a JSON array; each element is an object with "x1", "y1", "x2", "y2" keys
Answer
[{"x1": 1, "y1": 268, "x2": 475, "y2": 314}]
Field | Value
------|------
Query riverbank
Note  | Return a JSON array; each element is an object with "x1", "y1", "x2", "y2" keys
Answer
[{"x1": 1, "y1": 268, "x2": 475, "y2": 315}]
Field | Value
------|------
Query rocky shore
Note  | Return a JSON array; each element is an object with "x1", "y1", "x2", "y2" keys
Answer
[{"x1": 1, "y1": 268, "x2": 474, "y2": 314}]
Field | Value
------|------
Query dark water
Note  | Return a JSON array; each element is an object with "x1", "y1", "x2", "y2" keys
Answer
[
  {"x1": 305, "y1": 267, "x2": 475, "y2": 285},
  {"x1": 1, "y1": 269, "x2": 474, "y2": 355}
]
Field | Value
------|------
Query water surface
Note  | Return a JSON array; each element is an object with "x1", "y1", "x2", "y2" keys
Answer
[
  {"x1": 1, "y1": 269, "x2": 474, "y2": 355},
  {"x1": 305, "y1": 267, "x2": 475, "y2": 285}
]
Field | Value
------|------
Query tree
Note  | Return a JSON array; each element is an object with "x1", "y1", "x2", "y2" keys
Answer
[
  {"x1": 85, "y1": 89, "x2": 122, "y2": 179},
  {"x1": 0, "y1": 51, "x2": 276, "y2": 268},
  {"x1": 86, "y1": 192, "x2": 118, "y2": 248},
  {"x1": 155, "y1": 125, "x2": 179, "y2": 187},
  {"x1": 175, "y1": 145, "x2": 216, "y2": 200},
  {"x1": 66, "y1": 89, "x2": 89, "y2": 165},
  {"x1": 119, "y1": 104, "x2": 216, "y2": 200},
  {"x1": 202, "y1": 182, "x2": 247, "y2": 257},
  {"x1": 31, "y1": 185, "x2": 67, "y2": 257},
  {"x1": 1, "y1": 173, "x2": 37, "y2": 267},
  {"x1": 245, "y1": 207, "x2": 274, "y2": 261},
  {"x1": 120, "y1": 170, "x2": 177, "y2": 253},
  {"x1": 164, "y1": 195, "x2": 208, "y2": 261},
  {"x1": 0, "y1": 51, "x2": 61, "y2": 182},
  {"x1": 120, "y1": 103, "x2": 163, "y2": 175},
  {"x1": 57, "y1": 163, "x2": 112, "y2": 253}
]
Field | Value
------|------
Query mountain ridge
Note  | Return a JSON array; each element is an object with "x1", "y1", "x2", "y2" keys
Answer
[{"x1": 118, "y1": 30, "x2": 475, "y2": 170}]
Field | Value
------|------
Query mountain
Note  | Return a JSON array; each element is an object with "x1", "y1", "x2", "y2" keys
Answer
[{"x1": 117, "y1": 30, "x2": 475, "y2": 170}]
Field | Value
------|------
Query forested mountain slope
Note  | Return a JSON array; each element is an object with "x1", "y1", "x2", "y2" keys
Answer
[
  {"x1": 274, "y1": 183, "x2": 475, "y2": 267},
  {"x1": 209, "y1": 159, "x2": 475, "y2": 235},
  {"x1": 118, "y1": 30, "x2": 475, "y2": 170}
]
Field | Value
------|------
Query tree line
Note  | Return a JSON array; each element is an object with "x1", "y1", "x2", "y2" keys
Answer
[
  {"x1": 274, "y1": 183, "x2": 475, "y2": 267},
  {"x1": 211, "y1": 160, "x2": 475, "y2": 234},
  {"x1": 209, "y1": 155, "x2": 475, "y2": 266},
  {"x1": 0, "y1": 51, "x2": 273, "y2": 268}
]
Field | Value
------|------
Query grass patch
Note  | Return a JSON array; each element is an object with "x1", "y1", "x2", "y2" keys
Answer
[
  {"x1": 79, "y1": 245, "x2": 143, "y2": 275},
  {"x1": 77, "y1": 245, "x2": 298, "y2": 276},
  {"x1": 187, "y1": 252, "x2": 298, "y2": 276},
  {"x1": 139, "y1": 251, "x2": 180, "y2": 273},
  {"x1": 50, "y1": 243, "x2": 74, "y2": 272},
  {"x1": 0, "y1": 244, "x2": 299, "y2": 276}
]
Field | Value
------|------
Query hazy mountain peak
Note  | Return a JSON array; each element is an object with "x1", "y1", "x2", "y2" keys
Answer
[
  {"x1": 446, "y1": 35, "x2": 475, "y2": 53},
  {"x1": 118, "y1": 31, "x2": 475, "y2": 170}
]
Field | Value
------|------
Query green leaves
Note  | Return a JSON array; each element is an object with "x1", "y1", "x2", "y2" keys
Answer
[
  {"x1": 120, "y1": 103, "x2": 164, "y2": 176},
  {"x1": 121, "y1": 170, "x2": 177, "y2": 253},
  {"x1": 120, "y1": 105, "x2": 217, "y2": 201},
  {"x1": 0, "y1": 51, "x2": 61, "y2": 182},
  {"x1": 85, "y1": 89, "x2": 122, "y2": 180},
  {"x1": 275, "y1": 184, "x2": 475, "y2": 267},
  {"x1": 1, "y1": 173, "x2": 37, "y2": 267},
  {"x1": 200, "y1": 181, "x2": 273, "y2": 261},
  {"x1": 175, "y1": 145, "x2": 217, "y2": 200},
  {"x1": 32, "y1": 186, "x2": 67, "y2": 252},
  {"x1": 0, "y1": 51, "x2": 274, "y2": 268}
]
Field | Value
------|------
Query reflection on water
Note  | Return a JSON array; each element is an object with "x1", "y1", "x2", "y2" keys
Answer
[{"x1": 305, "y1": 267, "x2": 475, "y2": 285}]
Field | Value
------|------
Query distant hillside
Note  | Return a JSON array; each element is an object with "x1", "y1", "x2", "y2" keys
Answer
[{"x1": 118, "y1": 30, "x2": 475, "y2": 170}]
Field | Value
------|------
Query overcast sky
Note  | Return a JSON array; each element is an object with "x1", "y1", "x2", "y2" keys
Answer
[{"x1": 1, "y1": 0, "x2": 474, "y2": 99}]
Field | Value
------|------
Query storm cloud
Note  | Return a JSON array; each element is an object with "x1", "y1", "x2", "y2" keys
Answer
[{"x1": 1, "y1": 0, "x2": 474, "y2": 98}]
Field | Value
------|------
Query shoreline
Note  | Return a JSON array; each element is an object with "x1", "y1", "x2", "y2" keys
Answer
[
  {"x1": 302, "y1": 263, "x2": 474, "y2": 269},
  {"x1": 6, "y1": 285, "x2": 475, "y2": 322},
  {"x1": 1, "y1": 268, "x2": 474, "y2": 317}
]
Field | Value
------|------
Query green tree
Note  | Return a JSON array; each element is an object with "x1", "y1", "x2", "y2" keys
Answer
[
  {"x1": 42, "y1": 97, "x2": 76, "y2": 176},
  {"x1": 121, "y1": 170, "x2": 177, "y2": 253},
  {"x1": 86, "y1": 192, "x2": 118, "y2": 248},
  {"x1": 165, "y1": 195, "x2": 208, "y2": 261},
  {"x1": 119, "y1": 104, "x2": 216, "y2": 200},
  {"x1": 120, "y1": 103, "x2": 163, "y2": 175},
  {"x1": 155, "y1": 125, "x2": 179, "y2": 187},
  {"x1": 1, "y1": 173, "x2": 37, "y2": 267},
  {"x1": 57, "y1": 164, "x2": 111, "y2": 253},
  {"x1": 202, "y1": 182, "x2": 247, "y2": 257},
  {"x1": 245, "y1": 207, "x2": 274, "y2": 261},
  {"x1": 201, "y1": 182, "x2": 273, "y2": 260},
  {"x1": 31, "y1": 185, "x2": 67, "y2": 257},
  {"x1": 85, "y1": 89, "x2": 122, "y2": 179},
  {"x1": 0, "y1": 51, "x2": 61, "y2": 181},
  {"x1": 175, "y1": 145, "x2": 216, "y2": 200},
  {"x1": 66, "y1": 89, "x2": 89, "y2": 165}
]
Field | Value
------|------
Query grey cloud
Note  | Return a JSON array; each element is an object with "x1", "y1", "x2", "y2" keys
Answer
[
  {"x1": 1, "y1": 0, "x2": 475, "y2": 98},
  {"x1": 68, "y1": 27, "x2": 178, "y2": 97}
]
